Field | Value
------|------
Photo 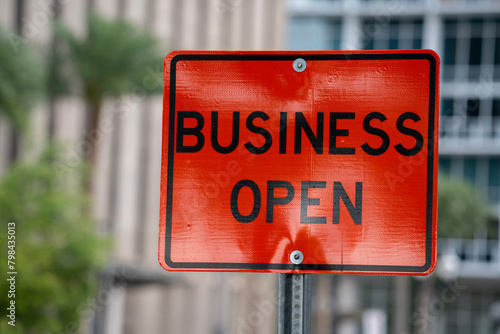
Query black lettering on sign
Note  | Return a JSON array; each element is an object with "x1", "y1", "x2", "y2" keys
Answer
[
  {"x1": 266, "y1": 181, "x2": 294, "y2": 223},
  {"x1": 176, "y1": 110, "x2": 426, "y2": 157},
  {"x1": 211, "y1": 111, "x2": 240, "y2": 154},
  {"x1": 279, "y1": 112, "x2": 287, "y2": 154},
  {"x1": 333, "y1": 182, "x2": 362, "y2": 225},
  {"x1": 230, "y1": 180, "x2": 261, "y2": 223},
  {"x1": 300, "y1": 181, "x2": 327, "y2": 224},
  {"x1": 395, "y1": 112, "x2": 424, "y2": 156},
  {"x1": 361, "y1": 112, "x2": 390, "y2": 156},
  {"x1": 244, "y1": 111, "x2": 273, "y2": 154},
  {"x1": 295, "y1": 112, "x2": 324, "y2": 154},
  {"x1": 176, "y1": 111, "x2": 205, "y2": 153},
  {"x1": 329, "y1": 112, "x2": 355, "y2": 155}
]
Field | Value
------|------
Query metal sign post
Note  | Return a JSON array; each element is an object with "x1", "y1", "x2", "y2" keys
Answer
[{"x1": 278, "y1": 273, "x2": 312, "y2": 334}]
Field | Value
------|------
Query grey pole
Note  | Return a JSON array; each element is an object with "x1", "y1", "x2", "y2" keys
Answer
[{"x1": 278, "y1": 273, "x2": 312, "y2": 334}]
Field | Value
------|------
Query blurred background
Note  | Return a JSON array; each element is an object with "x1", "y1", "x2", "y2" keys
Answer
[{"x1": 0, "y1": 0, "x2": 499, "y2": 333}]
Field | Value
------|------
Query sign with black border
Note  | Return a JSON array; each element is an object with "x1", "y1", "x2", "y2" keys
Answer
[{"x1": 158, "y1": 50, "x2": 439, "y2": 275}]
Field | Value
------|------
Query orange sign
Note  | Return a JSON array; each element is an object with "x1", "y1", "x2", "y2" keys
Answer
[{"x1": 158, "y1": 50, "x2": 439, "y2": 275}]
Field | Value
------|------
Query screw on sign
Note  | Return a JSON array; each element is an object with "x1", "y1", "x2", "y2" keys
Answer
[{"x1": 158, "y1": 50, "x2": 440, "y2": 275}]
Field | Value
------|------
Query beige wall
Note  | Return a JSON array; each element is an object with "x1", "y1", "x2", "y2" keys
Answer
[{"x1": 1, "y1": 0, "x2": 285, "y2": 333}]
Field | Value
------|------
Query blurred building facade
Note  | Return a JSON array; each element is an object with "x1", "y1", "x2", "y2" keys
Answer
[
  {"x1": 288, "y1": 0, "x2": 500, "y2": 333},
  {"x1": 1, "y1": 0, "x2": 285, "y2": 334}
]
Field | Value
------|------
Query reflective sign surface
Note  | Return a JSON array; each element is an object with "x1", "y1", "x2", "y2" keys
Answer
[{"x1": 159, "y1": 50, "x2": 439, "y2": 275}]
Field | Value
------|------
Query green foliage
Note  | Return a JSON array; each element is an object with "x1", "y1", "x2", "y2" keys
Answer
[
  {"x1": 51, "y1": 13, "x2": 163, "y2": 106},
  {"x1": 0, "y1": 29, "x2": 43, "y2": 131},
  {"x1": 438, "y1": 173, "x2": 491, "y2": 238},
  {"x1": 0, "y1": 148, "x2": 109, "y2": 333}
]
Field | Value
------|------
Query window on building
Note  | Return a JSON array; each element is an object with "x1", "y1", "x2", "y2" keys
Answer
[
  {"x1": 443, "y1": 290, "x2": 499, "y2": 334},
  {"x1": 489, "y1": 158, "x2": 500, "y2": 202},
  {"x1": 441, "y1": 98, "x2": 454, "y2": 117},
  {"x1": 360, "y1": 0, "x2": 422, "y2": 2},
  {"x1": 439, "y1": 157, "x2": 500, "y2": 204},
  {"x1": 288, "y1": 17, "x2": 342, "y2": 50},
  {"x1": 464, "y1": 158, "x2": 477, "y2": 183},
  {"x1": 495, "y1": 18, "x2": 500, "y2": 80},
  {"x1": 493, "y1": 99, "x2": 500, "y2": 117},
  {"x1": 493, "y1": 99, "x2": 500, "y2": 138},
  {"x1": 439, "y1": 97, "x2": 500, "y2": 139},
  {"x1": 443, "y1": 18, "x2": 500, "y2": 81},
  {"x1": 440, "y1": 100, "x2": 454, "y2": 137},
  {"x1": 362, "y1": 18, "x2": 422, "y2": 50},
  {"x1": 467, "y1": 98, "x2": 481, "y2": 117},
  {"x1": 439, "y1": 157, "x2": 452, "y2": 173}
]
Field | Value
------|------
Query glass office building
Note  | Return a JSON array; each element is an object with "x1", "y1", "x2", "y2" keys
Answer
[{"x1": 288, "y1": 0, "x2": 500, "y2": 333}]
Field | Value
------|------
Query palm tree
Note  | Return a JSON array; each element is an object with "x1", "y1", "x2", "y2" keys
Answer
[
  {"x1": 0, "y1": 29, "x2": 43, "y2": 161},
  {"x1": 48, "y1": 16, "x2": 165, "y2": 330},
  {"x1": 50, "y1": 13, "x2": 163, "y2": 167}
]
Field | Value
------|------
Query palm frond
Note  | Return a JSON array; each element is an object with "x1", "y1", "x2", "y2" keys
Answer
[
  {"x1": 0, "y1": 29, "x2": 43, "y2": 131},
  {"x1": 51, "y1": 13, "x2": 163, "y2": 105}
]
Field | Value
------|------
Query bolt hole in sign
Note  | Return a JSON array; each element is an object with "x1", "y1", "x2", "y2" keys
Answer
[{"x1": 158, "y1": 50, "x2": 439, "y2": 275}]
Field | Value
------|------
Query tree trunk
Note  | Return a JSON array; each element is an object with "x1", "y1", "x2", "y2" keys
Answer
[{"x1": 85, "y1": 99, "x2": 102, "y2": 193}]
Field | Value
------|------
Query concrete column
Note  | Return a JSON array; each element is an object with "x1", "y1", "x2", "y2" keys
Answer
[
  {"x1": 423, "y1": 11, "x2": 442, "y2": 55},
  {"x1": 152, "y1": 0, "x2": 174, "y2": 45},
  {"x1": 342, "y1": 14, "x2": 362, "y2": 50},
  {"x1": 228, "y1": 0, "x2": 244, "y2": 49},
  {"x1": 0, "y1": 0, "x2": 15, "y2": 29},
  {"x1": 423, "y1": 0, "x2": 442, "y2": 51},
  {"x1": 252, "y1": 0, "x2": 265, "y2": 50},
  {"x1": 206, "y1": 0, "x2": 222, "y2": 50},
  {"x1": 103, "y1": 286, "x2": 126, "y2": 334},
  {"x1": 53, "y1": 97, "x2": 86, "y2": 143},
  {"x1": 192, "y1": 273, "x2": 221, "y2": 334},
  {"x1": 125, "y1": 0, "x2": 147, "y2": 27},
  {"x1": 125, "y1": 286, "x2": 164, "y2": 334},
  {"x1": 113, "y1": 97, "x2": 141, "y2": 260},
  {"x1": 24, "y1": 104, "x2": 50, "y2": 163},
  {"x1": 272, "y1": 0, "x2": 286, "y2": 50},
  {"x1": 392, "y1": 276, "x2": 411, "y2": 334},
  {"x1": 341, "y1": 0, "x2": 362, "y2": 50},
  {"x1": 22, "y1": 0, "x2": 54, "y2": 43},
  {"x1": 415, "y1": 277, "x2": 435, "y2": 334},
  {"x1": 337, "y1": 276, "x2": 359, "y2": 334},
  {"x1": 161, "y1": 284, "x2": 188, "y2": 333},
  {"x1": 94, "y1": 0, "x2": 120, "y2": 18},
  {"x1": 315, "y1": 275, "x2": 333, "y2": 334},
  {"x1": 180, "y1": 0, "x2": 198, "y2": 49},
  {"x1": 143, "y1": 97, "x2": 163, "y2": 263},
  {"x1": 61, "y1": 0, "x2": 86, "y2": 36}
]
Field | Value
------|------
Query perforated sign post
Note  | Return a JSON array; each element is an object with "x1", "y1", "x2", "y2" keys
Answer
[{"x1": 159, "y1": 50, "x2": 439, "y2": 333}]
